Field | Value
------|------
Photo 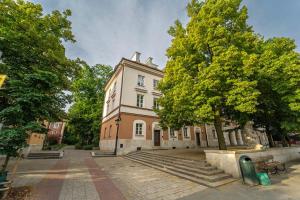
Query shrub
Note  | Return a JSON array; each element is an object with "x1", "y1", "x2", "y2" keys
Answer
[
  {"x1": 83, "y1": 145, "x2": 93, "y2": 150},
  {"x1": 75, "y1": 143, "x2": 82, "y2": 150}
]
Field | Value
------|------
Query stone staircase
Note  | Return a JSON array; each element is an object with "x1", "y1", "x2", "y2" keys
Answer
[
  {"x1": 124, "y1": 151, "x2": 236, "y2": 187},
  {"x1": 27, "y1": 151, "x2": 63, "y2": 159}
]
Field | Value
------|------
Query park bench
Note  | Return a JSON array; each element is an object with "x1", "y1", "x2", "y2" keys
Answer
[{"x1": 252, "y1": 155, "x2": 287, "y2": 175}]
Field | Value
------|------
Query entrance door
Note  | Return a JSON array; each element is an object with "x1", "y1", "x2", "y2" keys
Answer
[
  {"x1": 196, "y1": 132, "x2": 201, "y2": 146},
  {"x1": 154, "y1": 130, "x2": 161, "y2": 146}
]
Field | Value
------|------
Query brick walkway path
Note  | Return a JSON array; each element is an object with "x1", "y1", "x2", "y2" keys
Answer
[
  {"x1": 94, "y1": 157, "x2": 207, "y2": 200},
  {"x1": 31, "y1": 160, "x2": 69, "y2": 200}
]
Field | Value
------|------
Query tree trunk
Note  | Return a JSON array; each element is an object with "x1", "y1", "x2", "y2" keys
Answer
[
  {"x1": 1, "y1": 155, "x2": 10, "y2": 173},
  {"x1": 266, "y1": 126, "x2": 275, "y2": 147},
  {"x1": 214, "y1": 112, "x2": 227, "y2": 150},
  {"x1": 281, "y1": 135, "x2": 288, "y2": 147}
]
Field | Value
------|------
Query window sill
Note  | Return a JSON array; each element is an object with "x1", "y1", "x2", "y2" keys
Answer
[{"x1": 135, "y1": 134, "x2": 144, "y2": 137}]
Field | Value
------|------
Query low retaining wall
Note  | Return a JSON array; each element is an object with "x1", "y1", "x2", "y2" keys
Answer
[{"x1": 205, "y1": 147, "x2": 300, "y2": 178}]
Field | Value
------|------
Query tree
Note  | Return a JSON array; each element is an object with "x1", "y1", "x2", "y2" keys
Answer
[
  {"x1": 68, "y1": 63, "x2": 113, "y2": 146},
  {"x1": 253, "y1": 38, "x2": 300, "y2": 146},
  {"x1": 158, "y1": 0, "x2": 262, "y2": 150},
  {"x1": 0, "y1": 0, "x2": 78, "y2": 172}
]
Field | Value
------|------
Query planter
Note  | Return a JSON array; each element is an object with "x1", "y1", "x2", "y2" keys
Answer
[
  {"x1": 0, "y1": 186, "x2": 10, "y2": 200},
  {"x1": 0, "y1": 172, "x2": 7, "y2": 183}
]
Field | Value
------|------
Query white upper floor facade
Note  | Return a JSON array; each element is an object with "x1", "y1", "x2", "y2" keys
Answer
[{"x1": 102, "y1": 52, "x2": 164, "y2": 122}]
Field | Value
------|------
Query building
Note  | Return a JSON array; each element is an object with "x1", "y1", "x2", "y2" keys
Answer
[
  {"x1": 47, "y1": 121, "x2": 66, "y2": 144},
  {"x1": 100, "y1": 52, "x2": 269, "y2": 155}
]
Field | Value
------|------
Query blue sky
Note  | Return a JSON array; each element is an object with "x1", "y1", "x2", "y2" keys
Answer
[{"x1": 31, "y1": 0, "x2": 300, "y2": 69}]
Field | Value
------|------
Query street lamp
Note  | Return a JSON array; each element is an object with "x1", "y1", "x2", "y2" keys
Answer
[{"x1": 114, "y1": 117, "x2": 121, "y2": 155}]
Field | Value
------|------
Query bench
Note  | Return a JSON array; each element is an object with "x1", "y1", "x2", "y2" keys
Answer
[{"x1": 252, "y1": 155, "x2": 287, "y2": 175}]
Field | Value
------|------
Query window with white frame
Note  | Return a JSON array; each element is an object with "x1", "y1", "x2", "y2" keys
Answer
[
  {"x1": 153, "y1": 97, "x2": 159, "y2": 109},
  {"x1": 109, "y1": 125, "x2": 112, "y2": 137},
  {"x1": 212, "y1": 129, "x2": 217, "y2": 139},
  {"x1": 112, "y1": 98, "x2": 115, "y2": 109},
  {"x1": 183, "y1": 126, "x2": 189, "y2": 138},
  {"x1": 170, "y1": 128, "x2": 175, "y2": 137},
  {"x1": 153, "y1": 79, "x2": 159, "y2": 89},
  {"x1": 113, "y1": 82, "x2": 117, "y2": 92},
  {"x1": 106, "y1": 103, "x2": 109, "y2": 113},
  {"x1": 137, "y1": 94, "x2": 144, "y2": 107},
  {"x1": 53, "y1": 122, "x2": 59, "y2": 128},
  {"x1": 135, "y1": 123, "x2": 143, "y2": 135},
  {"x1": 137, "y1": 75, "x2": 145, "y2": 87}
]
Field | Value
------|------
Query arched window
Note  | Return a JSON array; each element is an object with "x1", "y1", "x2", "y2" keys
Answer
[
  {"x1": 104, "y1": 128, "x2": 107, "y2": 138},
  {"x1": 109, "y1": 125, "x2": 112, "y2": 137}
]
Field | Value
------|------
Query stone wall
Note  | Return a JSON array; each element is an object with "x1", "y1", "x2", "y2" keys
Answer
[{"x1": 205, "y1": 147, "x2": 300, "y2": 178}]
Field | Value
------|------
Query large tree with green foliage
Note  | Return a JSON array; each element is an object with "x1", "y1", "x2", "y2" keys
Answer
[
  {"x1": 158, "y1": 0, "x2": 261, "y2": 150},
  {"x1": 253, "y1": 38, "x2": 300, "y2": 146},
  {"x1": 0, "y1": 0, "x2": 78, "y2": 172},
  {"x1": 67, "y1": 62, "x2": 112, "y2": 146}
]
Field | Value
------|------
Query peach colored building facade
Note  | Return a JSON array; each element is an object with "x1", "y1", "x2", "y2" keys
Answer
[
  {"x1": 100, "y1": 52, "x2": 269, "y2": 155},
  {"x1": 47, "y1": 122, "x2": 66, "y2": 144}
]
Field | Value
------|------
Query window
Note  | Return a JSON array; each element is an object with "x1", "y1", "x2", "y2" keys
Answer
[
  {"x1": 137, "y1": 94, "x2": 144, "y2": 107},
  {"x1": 170, "y1": 128, "x2": 175, "y2": 137},
  {"x1": 109, "y1": 125, "x2": 112, "y2": 137},
  {"x1": 183, "y1": 126, "x2": 188, "y2": 138},
  {"x1": 212, "y1": 129, "x2": 217, "y2": 139},
  {"x1": 113, "y1": 82, "x2": 117, "y2": 92},
  {"x1": 104, "y1": 128, "x2": 107, "y2": 138},
  {"x1": 112, "y1": 98, "x2": 115, "y2": 109},
  {"x1": 53, "y1": 122, "x2": 59, "y2": 128},
  {"x1": 135, "y1": 123, "x2": 143, "y2": 135},
  {"x1": 137, "y1": 75, "x2": 145, "y2": 87},
  {"x1": 153, "y1": 98, "x2": 159, "y2": 109},
  {"x1": 153, "y1": 79, "x2": 159, "y2": 89},
  {"x1": 106, "y1": 103, "x2": 109, "y2": 113}
]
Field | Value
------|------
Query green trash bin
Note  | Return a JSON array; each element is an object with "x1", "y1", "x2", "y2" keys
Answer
[
  {"x1": 256, "y1": 172, "x2": 271, "y2": 186},
  {"x1": 239, "y1": 155, "x2": 259, "y2": 186}
]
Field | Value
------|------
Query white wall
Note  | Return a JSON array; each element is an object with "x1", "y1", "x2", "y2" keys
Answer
[
  {"x1": 121, "y1": 66, "x2": 162, "y2": 114},
  {"x1": 102, "y1": 68, "x2": 123, "y2": 121},
  {"x1": 205, "y1": 147, "x2": 300, "y2": 178}
]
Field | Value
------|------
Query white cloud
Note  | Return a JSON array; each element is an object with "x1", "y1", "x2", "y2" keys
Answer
[{"x1": 32, "y1": 0, "x2": 189, "y2": 68}]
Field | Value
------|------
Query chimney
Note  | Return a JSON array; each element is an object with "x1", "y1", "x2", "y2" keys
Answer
[
  {"x1": 131, "y1": 51, "x2": 141, "y2": 62},
  {"x1": 145, "y1": 57, "x2": 158, "y2": 68}
]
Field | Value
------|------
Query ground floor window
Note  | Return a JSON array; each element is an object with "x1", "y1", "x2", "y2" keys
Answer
[
  {"x1": 170, "y1": 128, "x2": 175, "y2": 137},
  {"x1": 135, "y1": 123, "x2": 143, "y2": 135},
  {"x1": 183, "y1": 126, "x2": 189, "y2": 138}
]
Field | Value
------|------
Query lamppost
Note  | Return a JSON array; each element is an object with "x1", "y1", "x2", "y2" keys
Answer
[{"x1": 114, "y1": 117, "x2": 121, "y2": 155}]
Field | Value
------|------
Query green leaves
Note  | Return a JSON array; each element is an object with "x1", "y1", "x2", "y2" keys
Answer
[
  {"x1": 0, "y1": 0, "x2": 78, "y2": 159},
  {"x1": 158, "y1": 0, "x2": 300, "y2": 145},
  {"x1": 67, "y1": 63, "x2": 113, "y2": 145}
]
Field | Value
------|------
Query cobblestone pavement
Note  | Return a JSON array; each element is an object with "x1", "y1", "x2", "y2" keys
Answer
[
  {"x1": 179, "y1": 160, "x2": 300, "y2": 200},
  {"x1": 58, "y1": 150, "x2": 101, "y2": 200},
  {"x1": 94, "y1": 157, "x2": 207, "y2": 200},
  {"x1": 7, "y1": 158, "x2": 58, "y2": 188}
]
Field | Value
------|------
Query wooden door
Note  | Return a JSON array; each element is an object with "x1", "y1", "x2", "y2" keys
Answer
[{"x1": 154, "y1": 130, "x2": 160, "y2": 146}]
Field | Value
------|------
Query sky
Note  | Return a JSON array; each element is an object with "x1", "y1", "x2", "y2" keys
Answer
[{"x1": 30, "y1": 0, "x2": 300, "y2": 69}]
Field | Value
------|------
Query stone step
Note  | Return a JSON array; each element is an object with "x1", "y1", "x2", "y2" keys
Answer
[
  {"x1": 91, "y1": 151, "x2": 116, "y2": 157},
  {"x1": 125, "y1": 156, "x2": 236, "y2": 187},
  {"x1": 126, "y1": 154, "x2": 223, "y2": 176},
  {"x1": 125, "y1": 155, "x2": 229, "y2": 181},
  {"x1": 129, "y1": 152, "x2": 215, "y2": 170},
  {"x1": 130, "y1": 151, "x2": 207, "y2": 164},
  {"x1": 27, "y1": 152, "x2": 62, "y2": 159}
]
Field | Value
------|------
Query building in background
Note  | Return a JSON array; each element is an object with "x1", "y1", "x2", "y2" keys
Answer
[
  {"x1": 47, "y1": 121, "x2": 66, "y2": 144},
  {"x1": 100, "y1": 52, "x2": 269, "y2": 155}
]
